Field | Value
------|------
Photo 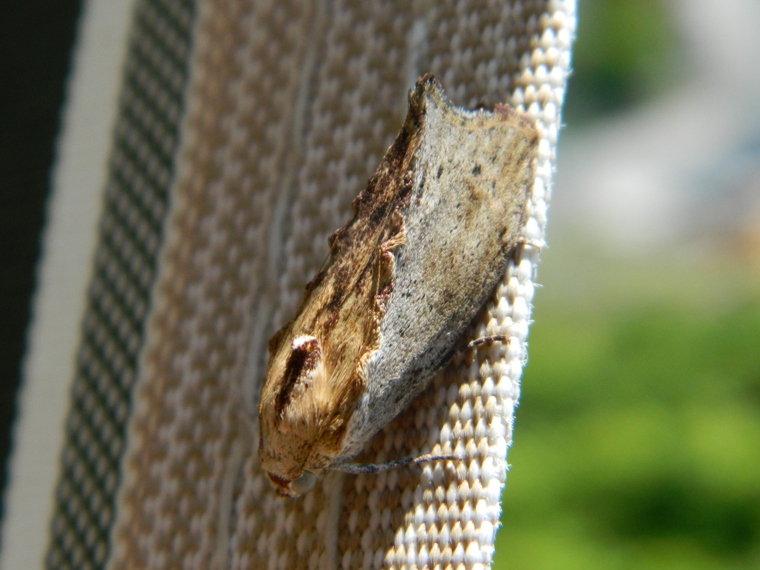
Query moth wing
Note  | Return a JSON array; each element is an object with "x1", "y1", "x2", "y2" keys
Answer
[{"x1": 345, "y1": 82, "x2": 539, "y2": 452}]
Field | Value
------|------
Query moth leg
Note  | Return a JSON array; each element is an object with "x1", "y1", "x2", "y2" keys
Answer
[
  {"x1": 380, "y1": 210, "x2": 405, "y2": 252},
  {"x1": 465, "y1": 334, "x2": 510, "y2": 351},
  {"x1": 374, "y1": 211, "x2": 405, "y2": 310},
  {"x1": 331, "y1": 453, "x2": 461, "y2": 475},
  {"x1": 516, "y1": 238, "x2": 543, "y2": 251}
]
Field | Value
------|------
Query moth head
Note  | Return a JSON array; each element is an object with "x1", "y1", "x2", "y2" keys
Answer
[
  {"x1": 258, "y1": 333, "x2": 353, "y2": 497},
  {"x1": 264, "y1": 469, "x2": 319, "y2": 498}
]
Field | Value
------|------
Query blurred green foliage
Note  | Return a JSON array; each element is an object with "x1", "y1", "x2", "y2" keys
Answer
[
  {"x1": 564, "y1": 0, "x2": 683, "y2": 123},
  {"x1": 494, "y1": 248, "x2": 760, "y2": 568},
  {"x1": 492, "y1": 2, "x2": 760, "y2": 566}
]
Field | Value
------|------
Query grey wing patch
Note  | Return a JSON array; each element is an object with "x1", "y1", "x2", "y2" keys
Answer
[{"x1": 344, "y1": 82, "x2": 538, "y2": 453}]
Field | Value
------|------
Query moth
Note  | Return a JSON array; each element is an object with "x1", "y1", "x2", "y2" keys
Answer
[{"x1": 258, "y1": 75, "x2": 539, "y2": 497}]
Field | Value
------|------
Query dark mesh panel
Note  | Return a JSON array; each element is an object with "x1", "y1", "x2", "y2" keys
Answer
[{"x1": 45, "y1": 1, "x2": 196, "y2": 567}]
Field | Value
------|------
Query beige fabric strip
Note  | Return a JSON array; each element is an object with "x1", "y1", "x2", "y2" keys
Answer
[{"x1": 109, "y1": 1, "x2": 575, "y2": 568}]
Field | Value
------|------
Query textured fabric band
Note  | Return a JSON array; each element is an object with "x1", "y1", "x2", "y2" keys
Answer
[{"x1": 44, "y1": 1, "x2": 574, "y2": 568}]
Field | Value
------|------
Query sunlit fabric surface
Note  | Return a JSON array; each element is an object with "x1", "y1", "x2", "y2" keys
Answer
[{"x1": 10, "y1": 1, "x2": 574, "y2": 568}]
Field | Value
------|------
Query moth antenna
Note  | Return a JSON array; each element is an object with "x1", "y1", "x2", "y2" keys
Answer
[{"x1": 332, "y1": 453, "x2": 462, "y2": 474}]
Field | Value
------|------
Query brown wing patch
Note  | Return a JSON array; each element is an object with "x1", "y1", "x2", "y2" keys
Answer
[{"x1": 274, "y1": 336, "x2": 322, "y2": 416}]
